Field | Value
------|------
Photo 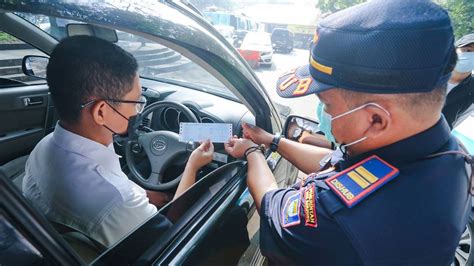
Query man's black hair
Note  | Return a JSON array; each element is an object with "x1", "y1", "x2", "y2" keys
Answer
[{"x1": 47, "y1": 35, "x2": 138, "y2": 123}]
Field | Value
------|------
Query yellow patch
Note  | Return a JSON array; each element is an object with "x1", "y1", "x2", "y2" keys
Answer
[
  {"x1": 348, "y1": 171, "x2": 370, "y2": 189},
  {"x1": 310, "y1": 57, "x2": 333, "y2": 75},
  {"x1": 355, "y1": 166, "x2": 379, "y2": 183}
]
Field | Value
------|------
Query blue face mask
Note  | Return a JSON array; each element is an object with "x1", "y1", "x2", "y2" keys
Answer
[
  {"x1": 316, "y1": 101, "x2": 390, "y2": 150},
  {"x1": 455, "y1": 51, "x2": 474, "y2": 73}
]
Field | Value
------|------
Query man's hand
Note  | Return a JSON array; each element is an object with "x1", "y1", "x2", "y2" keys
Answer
[
  {"x1": 224, "y1": 136, "x2": 257, "y2": 159},
  {"x1": 242, "y1": 123, "x2": 274, "y2": 147},
  {"x1": 188, "y1": 140, "x2": 214, "y2": 171}
]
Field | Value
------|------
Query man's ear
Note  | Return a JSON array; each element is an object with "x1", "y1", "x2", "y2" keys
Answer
[
  {"x1": 363, "y1": 105, "x2": 391, "y2": 139},
  {"x1": 91, "y1": 100, "x2": 108, "y2": 125}
]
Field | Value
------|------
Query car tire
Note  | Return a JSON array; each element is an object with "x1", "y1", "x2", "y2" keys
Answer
[{"x1": 453, "y1": 216, "x2": 474, "y2": 266}]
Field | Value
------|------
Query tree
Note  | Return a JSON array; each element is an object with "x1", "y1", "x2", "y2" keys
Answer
[
  {"x1": 316, "y1": 0, "x2": 473, "y2": 40},
  {"x1": 316, "y1": 0, "x2": 365, "y2": 13},
  {"x1": 436, "y1": 0, "x2": 474, "y2": 39},
  {"x1": 189, "y1": 0, "x2": 234, "y2": 11}
]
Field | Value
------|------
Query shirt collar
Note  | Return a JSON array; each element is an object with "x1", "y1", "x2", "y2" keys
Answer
[
  {"x1": 339, "y1": 116, "x2": 452, "y2": 170},
  {"x1": 52, "y1": 122, "x2": 122, "y2": 173}
]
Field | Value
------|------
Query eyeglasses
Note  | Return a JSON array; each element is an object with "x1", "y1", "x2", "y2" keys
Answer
[{"x1": 80, "y1": 95, "x2": 147, "y2": 114}]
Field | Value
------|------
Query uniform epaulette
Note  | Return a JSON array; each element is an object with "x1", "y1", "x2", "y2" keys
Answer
[{"x1": 325, "y1": 155, "x2": 399, "y2": 208}]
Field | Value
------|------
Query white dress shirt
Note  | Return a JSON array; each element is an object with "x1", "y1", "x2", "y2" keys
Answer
[{"x1": 23, "y1": 123, "x2": 157, "y2": 248}]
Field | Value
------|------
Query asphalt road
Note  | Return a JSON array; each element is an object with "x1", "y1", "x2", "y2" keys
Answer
[{"x1": 254, "y1": 48, "x2": 318, "y2": 120}]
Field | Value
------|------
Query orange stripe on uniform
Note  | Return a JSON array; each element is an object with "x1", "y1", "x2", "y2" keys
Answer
[
  {"x1": 348, "y1": 171, "x2": 370, "y2": 189},
  {"x1": 355, "y1": 166, "x2": 379, "y2": 184},
  {"x1": 310, "y1": 57, "x2": 333, "y2": 75}
]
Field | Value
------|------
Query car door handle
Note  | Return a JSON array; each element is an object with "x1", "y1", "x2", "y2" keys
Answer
[{"x1": 23, "y1": 97, "x2": 44, "y2": 107}]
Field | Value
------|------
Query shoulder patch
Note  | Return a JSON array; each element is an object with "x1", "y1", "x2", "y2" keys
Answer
[
  {"x1": 281, "y1": 191, "x2": 301, "y2": 228},
  {"x1": 303, "y1": 183, "x2": 318, "y2": 228},
  {"x1": 325, "y1": 155, "x2": 399, "y2": 208}
]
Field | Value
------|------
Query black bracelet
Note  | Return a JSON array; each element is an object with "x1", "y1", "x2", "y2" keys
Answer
[
  {"x1": 270, "y1": 133, "x2": 282, "y2": 152},
  {"x1": 244, "y1": 145, "x2": 265, "y2": 159}
]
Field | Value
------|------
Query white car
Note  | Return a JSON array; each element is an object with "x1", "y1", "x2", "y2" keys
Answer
[{"x1": 238, "y1": 32, "x2": 273, "y2": 68}]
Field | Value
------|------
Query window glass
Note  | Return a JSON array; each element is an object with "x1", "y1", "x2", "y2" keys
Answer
[
  {"x1": 0, "y1": 212, "x2": 46, "y2": 265},
  {"x1": 17, "y1": 13, "x2": 238, "y2": 101},
  {"x1": 0, "y1": 31, "x2": 46, "y2": 88}
]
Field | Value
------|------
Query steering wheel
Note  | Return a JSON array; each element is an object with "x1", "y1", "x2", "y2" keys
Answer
[{"x1": 125, "y1": 101, "x2": 199, "y2": 191}]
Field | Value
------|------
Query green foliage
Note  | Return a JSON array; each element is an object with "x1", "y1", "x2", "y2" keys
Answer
[
  {"x1": 190, "y1": 0, "x2": 233, "y2": 11},
  {"x1": 0, "y1": 32, "x2": 17, "y2": 43},
  {"x1": 316, "y1": 0, "x2": 473, "y2": 40},
  {"x1": 316, "y1": 0, "x2": 366, "y2": 13},
  {"x1": 436, "y1": 0, "x2": 474, "y2": 39}
]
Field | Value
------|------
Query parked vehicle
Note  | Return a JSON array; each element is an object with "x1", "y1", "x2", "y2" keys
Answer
[
  {"x1": 238, "y1": 32, "x2": 273, "y2": 68},
  {"x1": 271, "y1": 28, "x2": 294, "y2": 53},
  {"x1": 203, "y1": 11, "x2": 257, "y2": 47},
  {"x1": 0, "y1": 1, "x2": 297, "y2": 265}
]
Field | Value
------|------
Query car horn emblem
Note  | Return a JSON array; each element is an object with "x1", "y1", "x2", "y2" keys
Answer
[{"x1": 152, "y1": 138, "x2": 167, "y2": 152}]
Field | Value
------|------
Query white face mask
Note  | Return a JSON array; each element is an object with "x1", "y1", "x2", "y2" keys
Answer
[{"x1": 455, "y1": 51, "x2": 474, "y2": 73}]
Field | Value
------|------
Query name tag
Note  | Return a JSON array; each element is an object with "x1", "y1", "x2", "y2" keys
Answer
[{"x1": 325, "y1": 155, "x2": 399, "y2": 208}]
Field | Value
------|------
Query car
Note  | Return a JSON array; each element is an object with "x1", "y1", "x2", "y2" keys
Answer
[
  {"x1": 452, "y1": 116, "x2": 474, "y2": 266},
  {"x1": 0, "y1": 1, "x2": 298, "y2": 265},
  {"x1": 203, "y1": 11, "x2": 258, "y2": 47},
  {"x1": 237, "y1": 32, "x2": 273, "y2": 68},
  {"x1": 271, "y1": 28, "x2": 294, "y2": 53}
]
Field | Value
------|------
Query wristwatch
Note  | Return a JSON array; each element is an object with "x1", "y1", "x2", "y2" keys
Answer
[{"x1": 270, "y1": 133, "x2": 282, "y2": 152}]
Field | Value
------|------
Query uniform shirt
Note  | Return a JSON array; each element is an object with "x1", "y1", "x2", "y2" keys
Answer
[
  {"x1": 443, "y1": 74, "x2": 474, "y2": 128},
  {"x1": 260, "y1": 117, "x2": 470, "y2": 265},
  {"x1": 23, "y1": 123, "x2": 157, "y2": 248}
]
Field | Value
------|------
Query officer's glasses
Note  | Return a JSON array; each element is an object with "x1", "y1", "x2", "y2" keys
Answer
[{"x1": 80, "y1": 95, "x2": 147, "y2": 114}]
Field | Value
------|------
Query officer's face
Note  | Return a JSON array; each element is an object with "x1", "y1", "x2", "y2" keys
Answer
[{"x1": 317, "y1": 89, "x2": 391, "y2": 155}]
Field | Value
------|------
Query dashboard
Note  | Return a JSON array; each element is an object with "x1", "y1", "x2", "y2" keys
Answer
[
  {"x1": 137, "y1": 78, "x2": 255, "y2": 169},
  {"x1": 140, "y1": 78, "x2": 254, "y2": 136}
]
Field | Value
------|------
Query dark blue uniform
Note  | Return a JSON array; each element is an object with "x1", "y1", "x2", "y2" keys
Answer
[{"x1": 260, "y1": 118, "x2": 471, "y2": 265}]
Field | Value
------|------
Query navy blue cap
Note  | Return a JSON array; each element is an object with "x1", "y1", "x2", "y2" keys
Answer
[{"x1": 276, "y1": 0, "x2": 454, "y2": 98}]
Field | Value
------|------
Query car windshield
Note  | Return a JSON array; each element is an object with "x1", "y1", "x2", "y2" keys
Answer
[
  {"x1": 204, "y1": 12, "x2": 232, "y2": 27},
  {"x1": 16, "y1": 14, "x2": 239, "y2": 102}
]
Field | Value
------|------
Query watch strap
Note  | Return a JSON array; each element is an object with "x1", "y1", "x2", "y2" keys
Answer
[{"x1": 270, "y1": 133, "x2": 282, "y2": 152}]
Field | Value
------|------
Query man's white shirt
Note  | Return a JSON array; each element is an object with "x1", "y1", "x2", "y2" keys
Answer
[{"x1": 23, "y1": 123, "x2": 157, "y2": 247}]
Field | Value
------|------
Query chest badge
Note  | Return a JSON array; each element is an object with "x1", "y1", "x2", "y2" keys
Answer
[{"x1": 325, "y1": 155, "x2": 399, "y2": 208}]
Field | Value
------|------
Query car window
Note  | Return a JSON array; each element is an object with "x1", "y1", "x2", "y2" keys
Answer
[
  {"x1": 16, "y1": 13, "x2": 239, "y2": 101},
  {"x1": 0, "y1": 212, "x2": 47, "y2": 265},
  {"x1": 0, "y1": 31, "x2": 46, "y2": 88},
  {"x1": 453, "y1": 115, "x2": 474, "y2": 153}
]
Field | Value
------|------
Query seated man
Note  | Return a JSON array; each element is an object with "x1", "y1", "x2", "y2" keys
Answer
[{"x1": 22, "y1": 36, "x2": 214, "y2": 248}]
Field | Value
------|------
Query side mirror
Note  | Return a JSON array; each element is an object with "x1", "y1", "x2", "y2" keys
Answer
[
  {"x1": 283, "y1": 115, "x2": 332, "y2": 149},
  {"x1": 22, "y1": 55, "x2": 49, "y2": 80}
]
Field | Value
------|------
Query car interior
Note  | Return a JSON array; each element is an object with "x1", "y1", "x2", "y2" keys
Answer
[{"x1": 0, "y1": 11, "x2": 273, "y2": 264}]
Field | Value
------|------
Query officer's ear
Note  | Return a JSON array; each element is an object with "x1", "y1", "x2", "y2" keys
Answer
[
  {"x1": 363, "y1": 104, "x2": 392, "y2": 139},
  {"x1": 91, "y1": 100, "x2": 109, "y2": 126}
]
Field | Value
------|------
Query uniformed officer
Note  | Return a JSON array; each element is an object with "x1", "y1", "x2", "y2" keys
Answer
[{"x1": 224, "y1": 0, "x2": 473, "y2": 265}]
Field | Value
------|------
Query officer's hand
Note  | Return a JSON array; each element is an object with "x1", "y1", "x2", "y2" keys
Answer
[
  {"x1": 188, "y1": 140, "x2": 214, "y2": 171},
  {"x1": 224, "y1": 136, "x2": 256, "y2": 159},
  {"x1": 242, "y1": 123, "x2": 273, "y2": 147}
]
